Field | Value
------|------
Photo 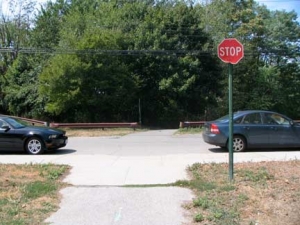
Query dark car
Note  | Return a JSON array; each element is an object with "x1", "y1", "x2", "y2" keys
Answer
[
  {"x1": 202, "y1": 110, "x2": 300, "y2": 152},
  {"x1": 0, "y1": 116, "x2": 68, "y2": 154}
]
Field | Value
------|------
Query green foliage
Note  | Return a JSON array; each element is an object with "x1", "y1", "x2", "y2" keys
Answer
[
  {"x1": 193, "y1": 197, "x2": 211, "y2": 209},
  {"x1": 202, "y1": 0, "x2": 300, "y2": 120},
  {"x1": 237, "y1": 167, "x2": 274, "y2": 184},
  {"x1": 194, "y1": 213, "x2": 204, "y2": 222},
  {"x1": 177, "y1": 127, "x2": 203, "y2": 134},
  {"x1": 39, "y1": 54, "x2": 85, "y2": 115},
  {"x1": 35, "y1": 0, "x2": 221, "y2": 125},
  {"x1": 31, "y1": 0, "x2": 68, "y2": 49},
  {"x1": 185, "y1": 162, "x2": 256, "y2": 225},
  {"x1": 38, "y1": 164, "x2": 69, "y2": 180},
  {"x1": 2, "y1": 55, "x2": 45, "y2": 117},
  {"x1": 274, "y1": 63, "x2": 300, "y2": 118},
  {"x1": 23, "y1": 181, "x2": 57, "y2": 199},
  {"x1": 0, "y1": 164, "x2": 68, "y2": 225},
  {"x1": 128, "y1": 1, "x2": 221, "y2": 126},
  {"x1": 1, "y1": 0, "x2": 299, "y2": 126},
  {"x1": 237, "y1": 194, "x2": 249, "y2": 203}
]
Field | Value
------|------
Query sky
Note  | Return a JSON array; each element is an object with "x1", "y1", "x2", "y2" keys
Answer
[{"x1": 256, "y1": 0, "x2": 300, "y2": 21}]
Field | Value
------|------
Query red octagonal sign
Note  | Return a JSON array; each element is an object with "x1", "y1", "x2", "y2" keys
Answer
[{"x1": 218, "y1": 38, "x2": 244, "y2": 64}]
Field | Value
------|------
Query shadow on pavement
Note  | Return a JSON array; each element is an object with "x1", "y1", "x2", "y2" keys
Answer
[
  {"x1": 208, "y1": 148, "x2": 227, "y2": 153},
  {"x1": 0, "y1": 150, "x2": 26, "y2": 155},
  {"x1": 209, "y1": 147, "x2": 300, "y2": 153},
  {"x1": 247, "y1": 148, "x2": 300, "y2": 153},
  {"x1": 45, "y1": 149, "x2": 77, "y2": 155},
  {"x1": 0, "y1": 149, "x2": 76, "y2": 155}
]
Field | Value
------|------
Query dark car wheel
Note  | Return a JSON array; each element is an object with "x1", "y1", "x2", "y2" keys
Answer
[
  {"x1": 25, "y1": 137, "x2": 44, "y2": 155},
  {"x1": 232, "y1": 135, "x2": 246, "y2": 152}
]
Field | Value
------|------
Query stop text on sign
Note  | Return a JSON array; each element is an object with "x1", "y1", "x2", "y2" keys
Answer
[
  {"x1": 217, "y1": 38, "x2": 244, "y2": 64},
  {"x1": 219, "y1": 46, "x2": 243, "y2": 57}
]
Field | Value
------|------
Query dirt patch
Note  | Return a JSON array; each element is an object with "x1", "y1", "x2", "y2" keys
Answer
[{"x1": 185, "y1": 160, "x2": 300, "y2": 225}]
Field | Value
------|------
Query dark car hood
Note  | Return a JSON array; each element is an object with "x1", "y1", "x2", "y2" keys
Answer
[{"x1": 22, "y1": 126, "x2": 65, "y2": 134}]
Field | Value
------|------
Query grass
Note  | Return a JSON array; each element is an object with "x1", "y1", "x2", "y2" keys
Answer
[
  {"x1": 1, "y1": 159, "x2": 299, "y2": 225},
  {"x1": 182, "y1": 160, "x2": 300, "y2": 225},
  {"x1": 64, "y1": 127, "x2": 146, "y2": 137},
  {"x1": 173, "y1": 128, "x2": 299, "y2": 224},
  {"x1": 0, "y1": 163, "x2": 70, "y2": 225},
  {"x1": 176, "y1": 127, "x2": 203, "y2": 134}
]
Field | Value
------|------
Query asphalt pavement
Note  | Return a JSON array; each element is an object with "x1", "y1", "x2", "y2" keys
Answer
[{"x1": 1, "y1": 129, "x2": 300, "y2": 225}]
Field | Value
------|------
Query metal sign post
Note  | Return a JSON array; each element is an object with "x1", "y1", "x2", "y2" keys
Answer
[
  {"x1": 228, "y1": 63, "x2": 233, "y2": 180},
  {"x1": 218, "y1": 38, "x2": 244, "y2": 181}
]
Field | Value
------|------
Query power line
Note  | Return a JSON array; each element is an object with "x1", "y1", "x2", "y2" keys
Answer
[
  {"x1": 3, "y1": 48, "x2": 211, "y2": 56},
  {"x1": 1, "y1": 47, "x2": 298, "y2": 57}
]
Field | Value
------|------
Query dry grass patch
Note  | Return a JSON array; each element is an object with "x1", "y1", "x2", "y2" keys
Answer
[
  {"x1": 181, "y1": 160, "x2": 300, "y2": 225},
  {"x1": 176, "y1": 127, "x2": 203, "y2": 135},
  {"x1": 0, "y1": 164, "x2": 70, "y2": 225},
  {"x1": 65, "y1": 128, "x2": 144, "y2": 137}
]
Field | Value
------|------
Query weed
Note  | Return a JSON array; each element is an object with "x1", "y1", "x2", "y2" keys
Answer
[
  {"x1": 209, "y1": 208, "x2": 240, "y2": 225},
  {"x1": 23, "y1": 181, "x2": 57, "y2": 199},
  {"x1": 40, "y1": 202, "x2": 56, "y2": 213},
  {"x1": 187, "y1": 164, "x2": 199, "y2": 174},
  {"x1": 218, "y1": 184, "x2": 235, "y2": 192},
  {"x1": 174, "y1": 180, "x2": 190, "y2": 187},
  {"x1": 7, "y1": 206, "x2": 19, "y2": 217},
  {"x1": 237, "y1": 167, "x2": 274, "y2": 183},
  {"x1": 48, "y1": 166, "x2": 68, "y2": 180},
  {"x1": 194, "y1": 213, "x2": 205, "y2": 222},
  {"x1": 193, "y1": 196, "x2": 211, "y2": 209},
  {"x1": 39, "y1": 164, "x2": 68, "y2": 180},
  {"x1": 212, "y1": 209, "x2": 224, "y2": 220},
  {"x1": 0, "y1": 198, "x2": 9, "y2": 207},
  {"x1": 249, "y1": 220, "x2": 258, "y2": 225},
  {"x1": 177, "y1": 127, "x2": 203, "y2": 134},
  {"x1": 237, "y1": 193, "x2": 249, "y2": 203},
  {"x1": 190, "y1": 179, "x2": 216, "y2": 191}
]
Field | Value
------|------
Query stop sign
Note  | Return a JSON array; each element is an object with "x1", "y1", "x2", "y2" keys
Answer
[{"x1": 218, "y1": 38, "x2": 244, "y2": 64}]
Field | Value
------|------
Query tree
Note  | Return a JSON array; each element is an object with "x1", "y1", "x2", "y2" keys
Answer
[
  {"x1": 127, "y1": 1, "x2": 222, "y2": 125},
  {"x1": 274, "y1": 63, "x2": 300, "y2": 118},
  {"x1": 0, "y1": 0, "x2": 36, "y2": 114},
  {"x1": 31, "y1": 0, "x2": 70, "y2": 49},
  {"x1": 1, "y1": 54, "x2": 44, "y2": 117},
  {"x1": 39, "y1": 1, "x2": 139, "y2": 122},
  {"x1": 6, "y1": 0, "x2": 300, "y2": 126},
  {"x1": 261, "y1": 10, "x2": 300, "y2": 66},
  {"x1": 200, "y1": 0, "x2": 300, "y2": 118}
]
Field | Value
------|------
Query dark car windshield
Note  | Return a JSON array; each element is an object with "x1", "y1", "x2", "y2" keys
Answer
[{"x1": 6, "y1": 118, "x2": 26, "y2": 128}]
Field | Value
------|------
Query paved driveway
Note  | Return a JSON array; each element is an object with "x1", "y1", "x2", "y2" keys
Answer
[{"x1": 1, "y1": 129, "x2": 300, "y2": 225}]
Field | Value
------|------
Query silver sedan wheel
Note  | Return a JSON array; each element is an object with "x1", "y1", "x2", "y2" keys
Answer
[
  {"x1": 233, "y1": 136, "x2": 246, "y2": 152},
  {"x1": 26, "y1": 138, "x2": 44, "y2": 154}
]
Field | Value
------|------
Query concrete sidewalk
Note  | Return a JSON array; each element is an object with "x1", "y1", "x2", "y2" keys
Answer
[
  {"x1": 1, "y1": 151, "x2": 299, "y2": 185},
  {"x1": 44, "y1": 151, "x2": 300, "y2": 225},
  {"x1": 1, "y1": 130, "x2": 300, "y2": 225},
  {"x1": 45, "y1": 187, "x2": 194, "y2": 225}
]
